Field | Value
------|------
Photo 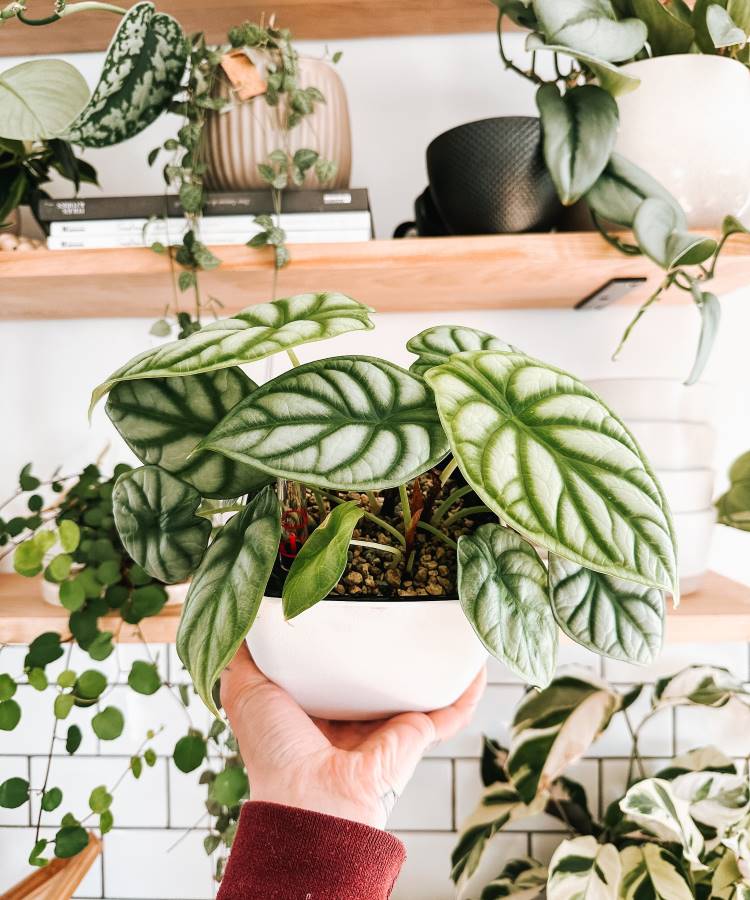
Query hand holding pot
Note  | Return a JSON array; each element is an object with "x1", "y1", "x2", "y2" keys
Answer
[{"x1": 221, "y1": 643, "x2": 486, "y2": 829}]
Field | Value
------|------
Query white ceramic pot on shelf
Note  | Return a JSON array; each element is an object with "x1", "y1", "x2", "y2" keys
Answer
[
  {"x1": 623, "y1": 422, "x2": 716, "y2": 470},
  {"x1": 247, "y1": 596, "x2": 487, "y2": 721},
  {"x1": 673, "y1": 509, "x2": 717, "y2": 596},
  {"x1": 586, "y1": 378, "x2": 715, "y2": 423},
  {"x1": 615, "y1": 55, "x2": 750, "y2": 228}
]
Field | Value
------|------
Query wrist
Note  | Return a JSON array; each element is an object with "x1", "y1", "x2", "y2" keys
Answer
[{"x1": 249, "y1": 786, "x2": 386, "y2": 829}]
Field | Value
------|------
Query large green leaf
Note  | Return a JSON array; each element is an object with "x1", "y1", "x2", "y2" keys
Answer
[
  {"x1": 479, "y1": 858, "x2": 548, "y2": 900},
  {"x1": 407, "y1": 325, "x2": 514, "y2": 377},
  {"x1": 457, "y1": 524, "x2": 558, "y2": 688},
  {"x1": 112, "y1": 465, "x2": 211, "y2": 584},
  {"x1": 106, "y1": 369, "x2": 272, "y2": 499},
  {"x1": 586, "y1": 152, "x2": 687, "y2": 228},
  {"x1": 717, "y1": 451, "x2": 750, "y2": 531},
  {"x1": 547, "y1": 836, "x2": 621, "y2": 900},
  {"x1": 200, "y1": 356, "x2": 449, "y2": 491},
  {"x1": 526, "y1": 34, "x2": 641, "y2": 96},
  {"x1": 176, "y1": 487, "x2": 281, "y2": 715},
  {"x1": 685, "y1": 291, "x2": 720, "y2": 387},
  {"x1": 536, "y1": 83, "x2": 619, "y2": 206},
  {"x1": 631, "y1": 0, "x2": 696, "y2": 53},
  {"x1": 619, "y1": 778, "x2": 704, "y2": 864},
  {"x1": 283, "y1": 501, "x2": 364, "y2": 619},
  {"x1": 65, "y1": 2, "x2": 187, "y2": 148},
  {"x1": 0, "y1": 61, "x2": 89, "y2": 141},
  {"x1": 425, "y1": 351, "x2": 678, "y2": 596},
  {"x1": 729, "y1": 0, "x2": 750, "y2": 32},
  {"x1": 548, "y1": 555, "x2": 664, "y2": 664},
  {"x1": 620, "y1": 845, "x2": 693, "y2": 900},
  {"x1": 90, "y1": 293, "x2": 374, "y2": 411},
  {"x1": 633, "y1": 198, "x2": 717, "y2": 269},
  {"x1": 533, "y1": 0, "x2": 648, "y2": 61}
]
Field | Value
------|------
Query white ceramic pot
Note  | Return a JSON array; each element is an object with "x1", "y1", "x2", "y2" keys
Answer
[
  {"x1": 247, "y1": 596, "x2": 487, "y2": 721},
  {"x1": 674, "y1": 509, "x2": 717, "y2": 595},
  {"x1": 656, "y1": 469, "x2": 715, "y2": 513},
  {"x1": 587, "y1": 378, "x2": 715, "y2": 423},
  {"x1": 615, "y1": 55, "x2": 750, "y2": 228},
  {"x1": 625, "y1": 421, "x2": 715, "y2": 470}
]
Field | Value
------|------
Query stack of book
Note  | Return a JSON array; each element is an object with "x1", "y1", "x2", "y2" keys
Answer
[{"x1": 36, "y1": 189, "x2": 373, "y2": 250}]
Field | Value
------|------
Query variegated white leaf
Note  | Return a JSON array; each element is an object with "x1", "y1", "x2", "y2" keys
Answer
[
  {"x1": 548, "y1": 836, "x2": 621, "y2": 900},
  {"x1": 712, "y1": 851, "x2": 750, "y2": 900},
  {"x1": 619, "y1": 844, "x2": 693, "y2": 900},
  {"x1": 478, "y1": 857, "x2": 548, "y2": 900},
  {"x1": 671, "y1": 771, "x2": 750, "y2": 829},
  {"x1": 653, "y1": 666, "x2": 750, "y2": 711},
  {"x1": 619, "y1": 778, "x2": 704, "y2": 865}
]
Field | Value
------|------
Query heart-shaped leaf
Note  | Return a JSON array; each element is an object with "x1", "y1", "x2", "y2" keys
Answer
[
  {"x1": 407, "y1": 325, "x2": 514, "y2": 377},
  {"x1": 706, "y1": 3, "x2": 746, "y2": 45},
  {"x1": 634, "y1": 198, "x2": 717, "y2": 268},
  {"x1": 685, "y1": 291, "x2": 720, "y2": 386},
  {"x1": 533, "y1": 0, "x2": 648, "y2": 61},
  {"x1": 425, "y1": 351, "x2": 678, "y2": 595},
  {"x1": 0, "y1": 60, "x2": 89, "y2": 141},
  {"x1": 548, "y1": 837, "x2": 621, "y2": 900},
  {"x1": 631, "y1": 0, "x2": 696, "y2": 53},
  {"x1": 619, "y1": 778, "x2": 704, "y2": 864},
  {"x1": 476, "y1": 857, "x2": 548, "y2": 900},
  {"x1": 106, "y1": 369, "x2": 272, "y2": 499},
  {"x1": 112, "y1": 465, "x2": 211, "y2": 584},
  {"x1": 537, "y1": 83, "x2": 619, "y2": 205},
  {"x1": 671, "y1": 770, "x2": 750, "y2": 828},
  {"x1": 653, "y1": 665, "x2": 750, "y2": 710},
  {"x1": 283, "y1": 501, "x2": 364, "y2": 619},
  {"x1": 176, "y1": 487, "x2": 281, "y2": 715},
  {"x1": 586, "y1": 153, "x2": 687, "y2": 228},
  {"x1": 457, "y1": 524, "x2": 558, "y2": 687},
  {"x1": 548, "y1": 555, "x2": 664, "y2": 664},
  {"x1": 90, "y1": 293, "x2": 374, "y2": 412},
  {"x1": 619, "y1": 845, "x2": 693, "y2": 900},
  {"x1": 201, "y1": 356, "x2": 449, "y2": 491},
  {"x1": 65, "y1": 2, "x2": 188, "y2": 147},
  {"x1": 526, "y1": 34, "x2": 641, "y2": 96}
]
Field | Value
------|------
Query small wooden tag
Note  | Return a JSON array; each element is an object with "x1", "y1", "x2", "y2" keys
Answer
[{"x1": 220, "y1": 50, "x2": 267, "y2": 101}]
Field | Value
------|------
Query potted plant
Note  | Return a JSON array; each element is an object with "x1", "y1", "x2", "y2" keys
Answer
[
  {"x1": 453, "y1": 664, "x2": 750, "y2": 900},
  {"x1": 90, "y1": 293, "x2": 678, "y2": 718}
]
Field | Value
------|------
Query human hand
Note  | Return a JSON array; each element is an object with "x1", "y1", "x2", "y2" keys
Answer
[{"x1": 221, "y1": 643, "x2": 486, "y2": 829}]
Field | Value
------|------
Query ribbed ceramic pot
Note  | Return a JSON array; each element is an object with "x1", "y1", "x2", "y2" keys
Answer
[
  {"x1": 615, "y1": 55, "x2": 750, "y2": 228},
  {"x1": 204, "y1": 57, "x2": 352, "y2": 191},
  {"x1": 247, "y1": 596, "x2": 487, "y2": 721}
]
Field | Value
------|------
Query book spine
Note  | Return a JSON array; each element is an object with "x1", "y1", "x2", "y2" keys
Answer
[{"x1": 46, "y1": 230, "x2": 373, "y2": 250}]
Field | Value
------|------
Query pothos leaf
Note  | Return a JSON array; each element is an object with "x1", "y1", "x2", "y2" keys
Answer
[
  {"x1": 707, "y1": 3, "x2": 747, "y2": 46},
  {"x1": 90, "y1": 293, "x2": 375, "y2": 412},
  {"x1": 112, "y1": 465, "x2": 211, "y2": 584},
  {"x1": 65, "y1": 2, "x2": 188, "y2": 147},
  {"x1": 0, "y1": 60, "x2": 89, "y2": 141},
  {"x1": 200, "y1": 356, "x2": 449, "y2": 491},
  {"x1": 685, "y1": 291, "x2": 720, "y2": 387},
  {"x1": 547, "y1": 836, "x2": 621, "y2": 900},
  {"x1": 533, "y1": 0, "x2": 648, "y2": 61},
  {"x1": 619, "y1": 845, "x2": 693, "y2": 900},
  {"x1": 176, "y1": 487, "x2": 281, "y2": 716},
  {"x1": 457, "y1": 524, "x2": 558, "y2": 688},
  {"x1": 653, "y1": 665, "x2": 750, "y2": 710},
  {"x1": 406, "y1": 325, "x2": 514, "y2": 377},
  {"x1": 630, "y1": 0, "x2": 696, "y2": 54},
  {"x1": 425, "y1": 351, "x2": 678, "y2": 596},
  {"x1": 478, "y1": 857, "x2": 548, "y2": 900},
  {"x1": 670, "y1": 769, "x2": 750, "y2": 828},
  {"x1": 525, "y1": 34, "x2": 640, "y2": 96},
  {"x1": 633, "y1": 197, "x2": 717, "y2": 268},
  {"x1": 619, "y1": 778, "x2": 704, "y2": 865}
]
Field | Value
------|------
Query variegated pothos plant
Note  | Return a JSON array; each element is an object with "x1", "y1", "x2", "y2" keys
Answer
[{"x1": 91, "y1": 292, "x2": 679, "y2": 715}]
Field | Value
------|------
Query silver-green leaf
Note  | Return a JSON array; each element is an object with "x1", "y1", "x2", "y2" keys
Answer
[
  {"x1": 425, "y1": 351, "x2": 678, "y2": 596},
  {"x1": 406, "y1": 325, "x2": 514, "y2": 377},
  {"x1": 176, "y1": 487, "x2": 281, "y2": 716},
  {"x1": 0, "y1": 60, "x2": 89, "y2": 141},
  {"x1": 707, "y1": 3, "x2": 747, "y2": 46},
  {"x1": 112, "y1": 466, "x2": 211, "y2": 584},
  {"x1": 548, "y1": 555, "x2": 664, "y2": 664},
  {"x1": 90, "y1": 293, "x2": 374, "y2": 411},
  {"x1": 457, "y1": 524, "x2": 558, "y2": 688},
  {"x1": 200, "y1": 356, "x2": 449, "y2": 491},
  {"x1": 633, "y1": 197, "x2": 717, "y2": 268},
  {"x1": 685, "y1": 291, "x2": 720, "y2": 387},
  {"x1": 548, "y1": 836, "x2": 621, "y2": 900},
  {"x1": 526, "y1": 34, "x2": 640, "y2": 96},
  {"x1": 106, "y1": 369, "x2": 272, "y2": 499},
  {"x1": 533, "y1": 0, "x2": 648, "y2": 61}
]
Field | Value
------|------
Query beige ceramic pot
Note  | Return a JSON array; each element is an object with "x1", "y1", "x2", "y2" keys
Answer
[{"x1": 204, "y1": 57, "x2": 352, "y2": 191}]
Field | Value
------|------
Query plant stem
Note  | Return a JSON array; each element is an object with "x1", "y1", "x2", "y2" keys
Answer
[
  {"x1": 430, "y1": 484, "x2": 473, "y2": 526},
  {"x1": 398, "y1": 484, "x2": 411, "y2": 541},
  {"x1": 286, "y1": 348, "x2": 301, "y2": 367},
  {"x1": 498, "y1": 14, "x2": 546, "y2": 85},
  {"x1": 612, "y1": 275, "x2": 673, "y2": 360},
  {"x1": 416, "y1": 521, "x2": 458, "y2": 550},
  {"x1": 196, "y1": 503, "x2": 245, "y2": 519},
  {"x1": 17, "y1": 0, "x2": 124, "y2": 23},
  {"x1": 312, "y1": 488, "x2": 327, "y2": 522},
  {"x1": 349, "y1": 539, "x2": 402, "y2": 566},
  {"x1": 366, "y1": 491, "x2": 381, "y2": 516},
  {"x1": 440, "y1": 458, "x2": 459, "y2": 486},
  {"x1": 623, "y1": 708, "x2": 647, "y2": 782},
  {"x1": 442, "y1": 505, "x2": 490, "y2": 530},
  {"x1": 317, "y1": 489, "x2": 406, "y2": 546}
]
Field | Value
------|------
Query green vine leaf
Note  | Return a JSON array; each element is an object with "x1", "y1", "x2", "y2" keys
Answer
[
  {"x1": 457, "y1": 524, "x2": 558, "y2": 687},
  {"x1": 65, "y1": 2, "x2": 188, "y2": 148},
  {"x1": 425, "y1": 351, "x2": 678, "y2": 596},
  {"x1": 685, "y1": 291, "x2": 721, "y2": 387},
  {"x1": 200, "y1": 356, "x2": 449, "y2": 491},
  {"x1": 0, "y1": 60, "x2": 89, "y2": 141},
  {"x1": 90, "y1": 293, "x2": 374, "y2": 412},
  {"x1": 633, "y1": 197, "x2": 717, "y2": 269},
  {"x1": 406, "y1": 325, "x2": 514, "y2": 377},
  {"x1": 0, "y1": 777, "x2": 29, "y2": 808},
  {"x1": 177, "y1": 487, "x2": 281, "y2": 716},
  {"x1": 548, "y1": 555, "x2": 664, "y2": 664},
  {"x1": 533, "y1": 0, "x2": 648, "y2": 60},
  {"x1": 106, "y1": 369, "x2": 272, "y2": 499},
  {"x1": 112, "y1": 466, "x2": 211, "y2": 584},
  {"x1": 283, "y1": 501, "x2": 364, "y2": 619}
]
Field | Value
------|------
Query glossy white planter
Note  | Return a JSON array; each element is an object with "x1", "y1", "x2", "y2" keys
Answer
[
  {"x1": 615, "y1": 55, "x2": 750, "y2": 227},
  {"x1": 656, "y1": 469, "x2": 715, "y2": 513},
  {"x1": 674, "y1": 509, "x2": 717, "y2": 595},
  {"x1": 626, "y1": 421, "x2": 715, "y2": 470},
  {"x1": 247, "y1": 596, "x2": 487, "y2": 721},
  {"x1": 587, "y1": 378, "x2": 715, "y2": 423}
]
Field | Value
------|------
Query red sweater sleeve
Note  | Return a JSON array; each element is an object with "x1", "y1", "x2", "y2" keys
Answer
[{"x1": 217, "y1": 801, "x2": 406, "y2": 900}]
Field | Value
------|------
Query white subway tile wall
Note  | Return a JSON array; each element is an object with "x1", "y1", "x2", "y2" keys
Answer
[{"x1": 2, "y1": 641, "x2": 749, "y2": 899}]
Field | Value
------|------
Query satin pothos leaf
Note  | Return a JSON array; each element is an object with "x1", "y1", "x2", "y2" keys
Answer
[
  {"x1": 548, "y1": 836, "x2": 621, "y2": 900},
  {"x1": 406, "y1": 325, "x2": 514, "y2": 377},
  {"x1": 533, "y1": 0, "x2": 648, "y2": 61},
  {"x1": 526, "y1": 34, "x2": 640, "y2": 96},
  {"x1": 112, "y1": 466, "x2": 211, "y2": 584},
  {"x1": 90, "y1": 293, "x2": 374, "y2": 412},
  {"x1": 548, "y1": 556, "x2": 664, "y2": 664},
  {"x1": 425, "y1": 351, "x2": 678, "y2": 596},
  {"x1": 200, "y1": 356, "x2": 449, "y2": 491},
  {"x1": 457, "y1": 524, "x2": 557, "y2": 687},
  {"x1": 106, "y1": 369, "x2": 272, "y2": 499},
  {"x1": 633, "y1": 198, "x2": 717, "y2": 268},
  {"x1": 176, "y1": 487, "x2": 281, "y2": 716},
  {"x1": 0, "y1": 60, "x2": 89, "y2": 141},
  {"x1": 619, "y1": 845, "x2": 693, "y2": 900}
]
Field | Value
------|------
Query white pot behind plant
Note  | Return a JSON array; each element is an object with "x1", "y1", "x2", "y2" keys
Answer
[{"x1": 615, "y1": 55, "x2": 750, "y2": 228}]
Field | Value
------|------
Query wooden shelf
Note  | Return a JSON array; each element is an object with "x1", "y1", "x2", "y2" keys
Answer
[
  {"x1": 0, "y1": 1, "x2": 502, "y2": 56},
  {"x1": 5, "y1": 232, "x2": 750, "y2": 320},
  {"x1": 0, "y1": 571, "x2": 748, "y2": 645}
]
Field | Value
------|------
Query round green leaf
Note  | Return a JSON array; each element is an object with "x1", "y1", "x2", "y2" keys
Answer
[
  {"x1": 534, "y1": 0, "x2": 648, "y2": 61},
  {"x1": 99, "y1": 808, "x2": 114, "y2": 834},
  {"x1": 0, "y1": 699, "x2": 21, "y2": 730},
  {"x1": 457, "y1": 524, "x2": 558, "y2": 687},
  {"x1": 27, "y1": 667, "x2": 48, "y2": 691},
  {"x1": 28, "y1": 838, "x2": 48, "y2": 867},
  {"x1": 42, "y1": 787, "x2": 63, "y2": 812},
  {"x1": 24, "y1": 632, "x2": 64, "y2": 669},
  {"x1": 106, "y1": 369, "x2": 272, "y2": 499},
  {"x1": 74, "y1": 670, "x2": 108, "y2": 702},
  {"x1": 200, "y1": 356, "x2": 449, "y2": 491},
  {"x1": 0, "y1": 60, "x2": 89, "y2": 141},
  {"x1": 0, "y1": 777, "x2": 29, "y2": 808},
  {"x1": 54, "y1": 825, "x2": 89, "y2": 859},
  {"x1": 283, "y1": 501, "x2": 364, "y2": 619},
  {"x1": 66, "y1": 724, "x2": 83, "y2": 755},
  {"x1": 58, "y1": 520, "x2": 81, "y2": 553},
  {"x1": 92, "y1": 706, "x2": 124, "y2": 741},
  {"x1": 57, "y1": 669, "x2": 76, "y2": 689},
  {"x1": 59, "y1": 579, "x2": 86, "y2": 612},
  {"x1": 173, "y1": 734, "x2": 207, "y2": 773},
  {"x1": 426, "y1": 351, "x2": 678, "y2": 596},
  {"x1": 128, "y1": 660, "x2": 161, "y2": 695},
  {"x1": 406, "y1": 325, "x2": 513, "y2": 377},
  {"x1": 549, "y1": 555, "x2": 664, "y2": 664},
  {"x1": 88, "y1": 785, "x2": 113, "y2": 814},
  {"x1": 112, "y1": 465, "x2": 211, "y2": 584},
  {"x1": 45, "y1": 553, "x2": 73, "y2": 583},
  {"x1": 0, "y1": 673, "x2": 16, "y2": 701},
  {"x1": 210, "y1": 767, "x2": 249, "y2": 807},
  {"x1": 54, "y1": 694, "x2": 74, "y2": 720}
]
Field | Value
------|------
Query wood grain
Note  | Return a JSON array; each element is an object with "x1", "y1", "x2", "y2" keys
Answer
[
  {"x1": 4, "y1": 232, "x2": 750, "y2": 320},
  {"x1": 0, "y1": 1, "x2": 501, "y2": 56}
]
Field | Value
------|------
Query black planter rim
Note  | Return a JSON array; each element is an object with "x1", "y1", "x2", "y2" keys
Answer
[{"x1": 427, "y1": 115, "x2": 542, "y2": 155}]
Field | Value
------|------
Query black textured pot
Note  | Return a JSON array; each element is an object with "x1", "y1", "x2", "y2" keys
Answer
[{"x1": 426, "y1": 116, "x2": 563, "y2": 234}]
